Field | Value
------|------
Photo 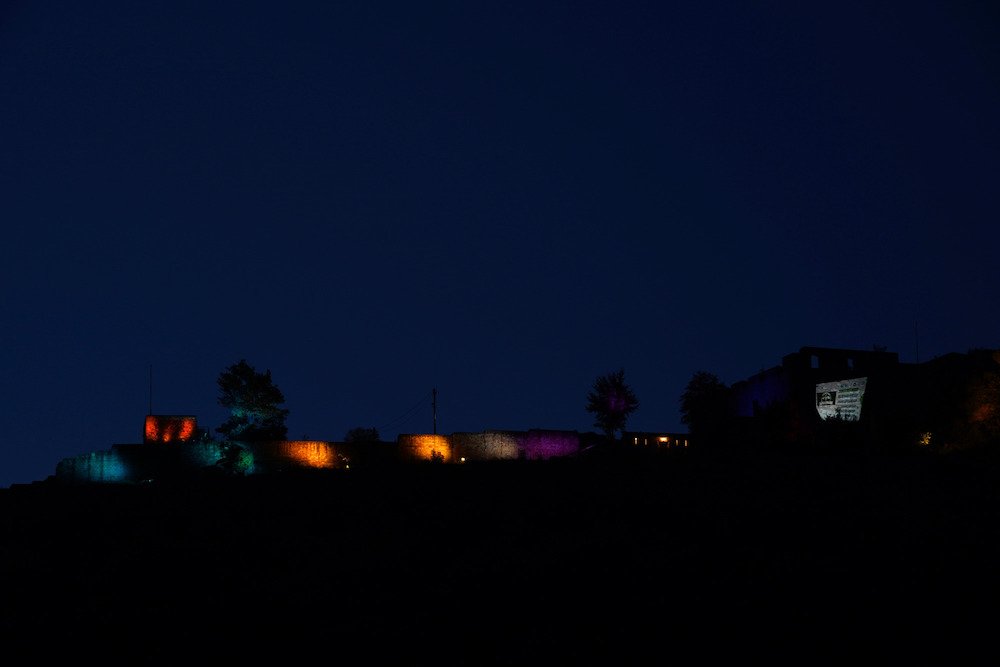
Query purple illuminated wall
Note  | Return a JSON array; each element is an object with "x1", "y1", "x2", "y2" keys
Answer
[{"x1": 519, "y1": 429, "x2": 580, "y2": 460}]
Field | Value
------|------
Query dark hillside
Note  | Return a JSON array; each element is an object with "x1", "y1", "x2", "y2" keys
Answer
[{"x1": 2, "y1": 447, "x2": 999, "y2": 664}]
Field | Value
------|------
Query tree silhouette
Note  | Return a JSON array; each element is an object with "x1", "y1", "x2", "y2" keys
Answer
[
  {"x1": 680, "y1": 371, "x2": 731, "y2": 447},
  {"x1": 215, "y1": 441, "x2": 255, "y2": 475},
  {"x1": 586, "y1": 368, "x2": 639, "y2": 442},
  {"x1": 216, "y1": 359, "x2": 289, "y2": 442},
  {"x1": 345, "y1": 426, "x2": 380, "y2": 443}
]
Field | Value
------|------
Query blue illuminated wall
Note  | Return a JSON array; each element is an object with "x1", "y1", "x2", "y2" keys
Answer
[
  {"x1": 56, "y1": 448, "x2": 131, "y2": 484},
  {"x1": 55, "y1": 442, "x2": 228, "y2": 484}
]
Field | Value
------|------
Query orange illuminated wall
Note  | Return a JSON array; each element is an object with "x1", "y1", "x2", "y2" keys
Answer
[
  {"x1": 276, "y1": 440, "x2": 338, "y2": 469},
  {"x1": 398, "y1": 434, "x2": 453, "y2": 462},
  {"x1": 144, "y1": 415, "x2": 197, "y2": 444}
]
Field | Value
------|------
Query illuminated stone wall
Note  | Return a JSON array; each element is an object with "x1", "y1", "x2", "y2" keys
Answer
[
  {"x1": 56, "y1": 448, "x2": 130, "y2": 484},
  {"x1": 55, "y1": 429, "x2": 582, "y2": 483},
  {"x1": 243, "y1": 440, "x2": 342, "y2": 473},
  {"x1": 451, "y1": 431, "x2": 520, "y2": 461},
  {"x1": 397, "y1": 434, "x2": 453, "y2": 463},
  {"x1": 402, "y1": 430, "x2": 581, "y2": 462},
  {"x1": 56, "y1": 442, "x2": 228, "y2": 483},
  {"x1": 520, "y1": 429, "x2": 580, "y2": 460},
  {"x1": 144, "y1": 415, "x2": 197, "y2": 444},
  {"x1": 176, "y1": 441, "x2": 227, "y2": 468}
]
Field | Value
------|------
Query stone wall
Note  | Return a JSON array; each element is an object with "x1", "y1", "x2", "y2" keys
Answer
[
  {"x1": 397, "y1": 434, "x2": 453, "y2": 463},
  {"x1": 55, "y1": 442, "x2": 226, "y2": 484},
  {"x1": 55, "y1": 429, "x2": 582, "y2": 484},
  {"x1": 519, "y1": 429, "x2": 580, "y2": 460},
  {"x1": 242, "y1": 440, "x2": 342, "y2": 473},
  {"x1": 451, "y1": 431, "x2": 520, "y2": 461},
  {"x1": 399, "y1": 430, "x2": 581, "y2": 463}
]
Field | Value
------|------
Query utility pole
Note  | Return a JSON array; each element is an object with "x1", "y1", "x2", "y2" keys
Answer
[{"x1": 432, "y1": 387, "x2": 437, "y2": 435}]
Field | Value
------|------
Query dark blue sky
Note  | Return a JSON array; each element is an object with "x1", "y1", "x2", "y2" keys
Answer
[{"x1": 2, "y1": 1, "x2": 998, "y2": 486}]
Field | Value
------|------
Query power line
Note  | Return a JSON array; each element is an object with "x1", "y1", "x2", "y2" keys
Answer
[{"x1": 377, "y1": 391, "x2": 432, "y2": 432}]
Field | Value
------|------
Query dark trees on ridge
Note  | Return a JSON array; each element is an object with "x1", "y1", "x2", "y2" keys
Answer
[
  {"x1": 216, "y1": 359, "x2": 290, "y2": 442},
  {"x1": 586, "y1": 368, "x2": 640, "y2": 442},
  {"x1": 345, "y1": 427, "x2": 380, "y2": 443},
  {"x1": 680, "y1": 371, "x2": 731, "y2": 446}
]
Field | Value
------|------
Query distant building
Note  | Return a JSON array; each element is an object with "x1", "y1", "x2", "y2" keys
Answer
[
  {"x1": 728, "y1": 346, "x2": 898, "y2": 442},
  {"x1": 728, "y1": 345, "x2": 1000, "y2": 449},
  {"x1": 622, "y1": 431, "x2": 690, "y2": 449}
]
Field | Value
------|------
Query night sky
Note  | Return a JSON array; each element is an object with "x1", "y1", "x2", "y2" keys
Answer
[{"x1": 2, "y1": 1, "x2": 998, "y2": 487}]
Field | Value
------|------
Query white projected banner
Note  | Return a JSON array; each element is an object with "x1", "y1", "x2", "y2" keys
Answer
[{"x1": 815, "y1": 377, "x2": 867, "y2": 421}]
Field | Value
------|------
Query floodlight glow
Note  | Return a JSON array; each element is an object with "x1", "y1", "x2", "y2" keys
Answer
[
  {"x1": 405, "y1": 434, "x2": 453, "y2": 462},
  {"x1": 280, "y1": 441, "x2": 337, "y2": 468},
  {"x1": 144, "y1": 415, "x2": 197, "y2": 443}
]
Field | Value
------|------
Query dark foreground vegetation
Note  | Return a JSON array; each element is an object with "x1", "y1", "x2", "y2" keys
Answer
[{"x1": 3, "y1": 444, "x2": 1000, "y2": 664}]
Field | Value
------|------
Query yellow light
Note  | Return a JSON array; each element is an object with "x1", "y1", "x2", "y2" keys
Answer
[
  {"x1": 658, "y1": 436, "x2": 668, "y2": 443},
  {"x1": 919, "y1": 432, "x2": 932, "y2": 446},
  {"x1": 460, "y1": 457, "x2": 466, "y2": 462}
]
